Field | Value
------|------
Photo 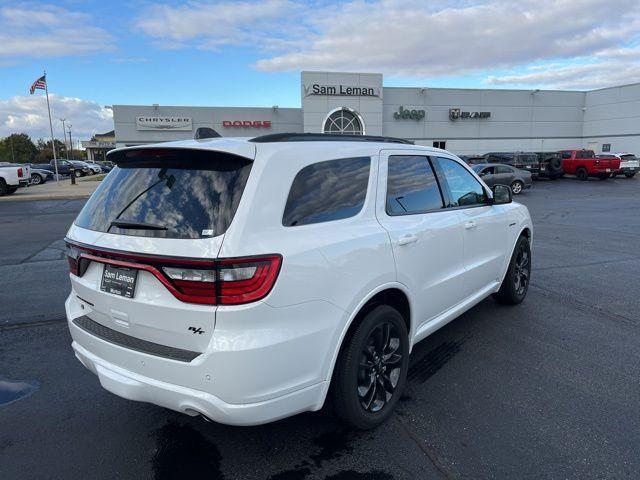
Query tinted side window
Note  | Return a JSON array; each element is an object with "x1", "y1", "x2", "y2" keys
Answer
[
  {"x1": 495, "y1": 165, "x2": 512, "y2": 174},
  {"x1": 386, "y1": 155, "x2": 444, "y2": 215},
  {"x1": 435, "y1": 157, "x2": 488, "y2": 207},
  {"x1": 561, "y1": 151, "x2": 571, "y2": 159},
  {"x1": 283, "y1": 157, "x2": 370, "y2": 227}
]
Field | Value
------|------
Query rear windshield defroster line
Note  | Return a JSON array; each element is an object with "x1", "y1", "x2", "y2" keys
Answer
[{"x1": 74, "y1": 148, "x2": 253, "y2": 239}]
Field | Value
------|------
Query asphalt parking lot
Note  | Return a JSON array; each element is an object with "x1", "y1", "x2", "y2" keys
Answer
[{"x1": 1, "y1": 177, "x2": 639, "y2": 479}]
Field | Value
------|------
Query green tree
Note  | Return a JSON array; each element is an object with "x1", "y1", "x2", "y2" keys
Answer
[
  {"x1": 35, "y1": 138, "x2": 68, "y2": 162},
  {"x1": 0, "y1": 133, "x2": 38, "y2": 163}
]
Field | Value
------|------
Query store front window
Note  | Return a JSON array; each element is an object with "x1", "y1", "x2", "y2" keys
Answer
[{"x1": 323, "y1": 108, "x2": 364, "y2": 135}]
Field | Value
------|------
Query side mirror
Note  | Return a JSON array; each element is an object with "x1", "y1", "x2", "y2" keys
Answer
[{"x1": 492, "y1": 184, "x2": 512, "y2": 204}]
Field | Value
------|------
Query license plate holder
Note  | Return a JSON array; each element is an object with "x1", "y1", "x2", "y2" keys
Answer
[{"x1": 101, "y1": 264, "x2": 138, "y2": 298}]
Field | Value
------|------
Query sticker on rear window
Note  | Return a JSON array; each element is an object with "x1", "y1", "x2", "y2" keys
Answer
[{"x1": 201, "y1": 229, "x2": 214, "y2": 236}]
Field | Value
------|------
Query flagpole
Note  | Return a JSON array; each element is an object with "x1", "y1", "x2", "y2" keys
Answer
[{"x1": 43, "y1": 70, "x2": 60, "y2": 184}]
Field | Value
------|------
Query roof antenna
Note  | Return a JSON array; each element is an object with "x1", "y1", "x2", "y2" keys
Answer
[{"x1": 195, "y1": 127, "x2": 221, "y2": 139}]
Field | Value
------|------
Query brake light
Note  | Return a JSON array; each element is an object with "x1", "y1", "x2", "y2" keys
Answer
[
  {"x1": 17, "y1": 168, "x2": 23, "y2": 178},
  {"x1": 218, "y1": 256, "x2": 282, "y2": 305},
  {"x1": 66, "y1": 244, "x2": 80, "y2": 276},
  {"x1": 64, "y1": 241, "x2": 281, "y2": 305}
]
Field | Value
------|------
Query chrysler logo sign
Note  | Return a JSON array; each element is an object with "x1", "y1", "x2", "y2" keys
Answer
[
  {"x1": 136, "y1": 116, "x2": 192, "y2": 131},
  {"x1": 222, "y1": 120, "x2": 271, "y2": 128},
  {"x1": 304, "y1": 83, "x2": 381, "y2": 98},
  {"x1": 449, "y1": 108, "x2": 491, "y2": 120}
]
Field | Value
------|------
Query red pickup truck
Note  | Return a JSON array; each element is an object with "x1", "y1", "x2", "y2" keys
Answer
[{"x1": 559, "y1": 150, "x2": 620, "y2": 180}]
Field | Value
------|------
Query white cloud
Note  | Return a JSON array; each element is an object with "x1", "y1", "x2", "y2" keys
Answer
[
  {"x1": 0, "y1": 94, "x2": 113, "y2": 142},
  {"x1": 255, "y1": 0, "x2": 640, "y2": 79},
  {"x1": 136, "y1": 0, "x2": 302, "y2": 50},
  {"x1": 0, "y1": 4, "x2": 115, "y2": 60},
  {"x1": 487, "y1": 46, "x2": 640, "y2": 89}
]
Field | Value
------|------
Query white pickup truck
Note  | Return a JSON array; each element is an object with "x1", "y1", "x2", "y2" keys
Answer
[{"x1": 0, "y1": 163, "x2": 31, "y2": 196}]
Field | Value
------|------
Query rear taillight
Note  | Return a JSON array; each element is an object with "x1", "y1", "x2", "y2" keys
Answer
[
  {"x1": 66, "y1": 244, "x2": 80, "y2": 276},
  {"x1": 218, "y1": 256, "x2": 282, "y2": 305},
  {"x1": 17, "y1": 168, "x2": 23, "y2": 178},
  {"x1": 64, "y1": 241, "x2": 281, "y2": 306}
]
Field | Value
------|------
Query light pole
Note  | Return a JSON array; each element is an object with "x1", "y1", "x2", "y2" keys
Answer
[
  {"x1": 67, "y1": 125, "x2": 73, "y2": 160},
  {"x1": 59, "y1": 118, "x2": 67, "y2": 157},
  {"x1": 9, "y1": 135, "x2": 15, "y2": 162}
]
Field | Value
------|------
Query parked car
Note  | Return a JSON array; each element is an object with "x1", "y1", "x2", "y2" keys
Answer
[
  {"x1": 30, "y1": 168, "x2": 54, "y2": 185},
  {"x1": 0, "y1": 162, "x2": 30, "y2": 195},
  {"x1": 81, "y1": 161, "x2": 103, "y2": 175},
  {"x1": 64, "y1": 133, "x2": 533, "y2": 429},
  {"x1": 471, "y1": 163, "x2": 532, "y2": 194},
  {"x1": 31, "y1": 159, "x2": 90, "y2": 177},
  {"x1": 559, "y1": 150, "x2": 620, "y2": 180},
  {"x1": 458, "y1": 155, "x2": 486, "y2": 165},
  {"x1": 599, "y1": 153, "x2": 639, "y2": 178},
  {"x1": 480, "y1": 152, "x2": 541, "y2": 177},
  {"x1": 95, "y1": 160, "x2": 114, "y2": 172},
  {"x1": 533, "y1": 152, "x2": 564, "y2": 180}
]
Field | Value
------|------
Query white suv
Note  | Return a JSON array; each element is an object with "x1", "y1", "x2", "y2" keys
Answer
[{"x1": 65, "y1": 133, "x2": 532, "y2": 429}]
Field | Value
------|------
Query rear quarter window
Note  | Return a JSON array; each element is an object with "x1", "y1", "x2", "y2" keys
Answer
[{"x1": 282, "y1": 157, "x2": 370, "y2": 227}]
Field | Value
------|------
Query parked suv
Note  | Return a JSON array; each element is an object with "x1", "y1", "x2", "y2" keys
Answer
[
  {"x1": 481, "y1": 152, "x2": 541, "y2": 177},
  {"x1": 64, "y1": 134, "x2": 533, "y2": 429},
  {"x1": 600, "y1": 153, "x2": 639, "y2": 178},
  {"x1": 533, "y1": 152, "x2": 564, "y2": 180}
]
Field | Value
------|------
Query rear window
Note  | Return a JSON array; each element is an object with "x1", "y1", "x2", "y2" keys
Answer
[
  {"x1": 74, "y1": 149, "x2": 252, "y2": 239},
  {"x1": 519, "y1": 154, "x2": 538, "y2": 164},
  {"x1": 282, "y1": 157, "x2": 370, "y2": 227}
]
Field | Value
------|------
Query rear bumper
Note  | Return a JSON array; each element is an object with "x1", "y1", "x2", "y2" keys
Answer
[
  {"x1": 18, "y1": 180, "x2": 29, "y2": 188},
  {"x1": 617, "y1": 166, "x2": 639, "y2": 174},
  {"x1": 65, "y1": 290, "x2": 345, "y2": 425},
  {"x1": 72, "y1": 341, "x2": 327, "y2": 426}
]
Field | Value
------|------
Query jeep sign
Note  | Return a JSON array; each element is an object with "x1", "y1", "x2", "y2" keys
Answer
[{"x1": 393, "y1": 106, "x2": 425, "y2": 121}]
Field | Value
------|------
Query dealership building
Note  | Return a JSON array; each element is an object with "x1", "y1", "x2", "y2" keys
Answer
[{"x1": 112, "y1": 71, "x2": 640, "y2": 155}]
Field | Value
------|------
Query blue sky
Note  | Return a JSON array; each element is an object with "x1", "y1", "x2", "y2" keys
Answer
[{"x1": 1, "y1": 0, "x2": 639, "y2": 140}]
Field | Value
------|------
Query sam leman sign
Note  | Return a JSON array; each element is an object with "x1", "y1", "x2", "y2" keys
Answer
[
  {"x1": 304, "y1": 84, "x2": 381, "y2": 98},
  {"x1": 136, "y1": 116, "x2": 193, "y2": 131}
]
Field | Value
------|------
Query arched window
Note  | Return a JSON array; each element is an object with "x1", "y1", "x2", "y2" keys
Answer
[{"x1": 323, "y1": 108, "x2": 364, "y2": 135}]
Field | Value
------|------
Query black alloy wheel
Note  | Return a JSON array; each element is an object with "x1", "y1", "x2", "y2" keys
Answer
[
  {"x1": 494, "y1": 235, "x2": 531, "y2": 305},
  {"x1": 357, "y1": 322, "x2": 403, "y2": 413},
  {"x1": 513, "y1": 242, "x2": 530, "y2": 297},
  {"x1": 332, "y1": 305, "x2": 409, "y2": 429}
]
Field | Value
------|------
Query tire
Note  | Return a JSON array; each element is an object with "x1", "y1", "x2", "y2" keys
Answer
[
  {"x1": 331, "y1": 305, "x2": 409, "y2": 430},
  {"x1": 7, "y1": 186, "x2": 18, "y2": 194},
  {"x1": 510, "y1": 180, "x2": 524, "y2": 195},
  {"x1": 625, "y1": 172, "x2": 636, "y2": 178},
  {"x1": 31, "y1": 174, "x2": 42, "y2": 185},
  {"x1": 576, "y1": 168, "x2": 588, "y2": 181},
  {"x1": 494, "y1": 235, "x2": 531, "y2": 305},
  {"x1": 0, "y1": 179, "x2": 8, "y2": 196},
  {"x1": 74, "y1": 170, "x2": 82, "y2": 178}
]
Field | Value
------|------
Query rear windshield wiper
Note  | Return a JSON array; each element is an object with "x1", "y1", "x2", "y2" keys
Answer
[{"x1": 109, "y1": 219, "x2": 168, "y2": 231}]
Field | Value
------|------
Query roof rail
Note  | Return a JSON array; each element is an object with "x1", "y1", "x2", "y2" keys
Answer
[{"x1": 248, "y1": 133, "x2": 414, "y2": 145}]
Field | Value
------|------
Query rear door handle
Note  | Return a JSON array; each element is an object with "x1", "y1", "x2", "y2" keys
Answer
[
  {"x1": 398, "y1": 234, "x2": 418, "y2": 246},
  {"x1": 464, "y1": 221, "x2": 477, "y2": 230}
]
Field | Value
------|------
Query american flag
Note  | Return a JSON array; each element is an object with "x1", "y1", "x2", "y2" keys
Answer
[{"x1": 29, "y1": 75, "x2": 46, "y2": 94}]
